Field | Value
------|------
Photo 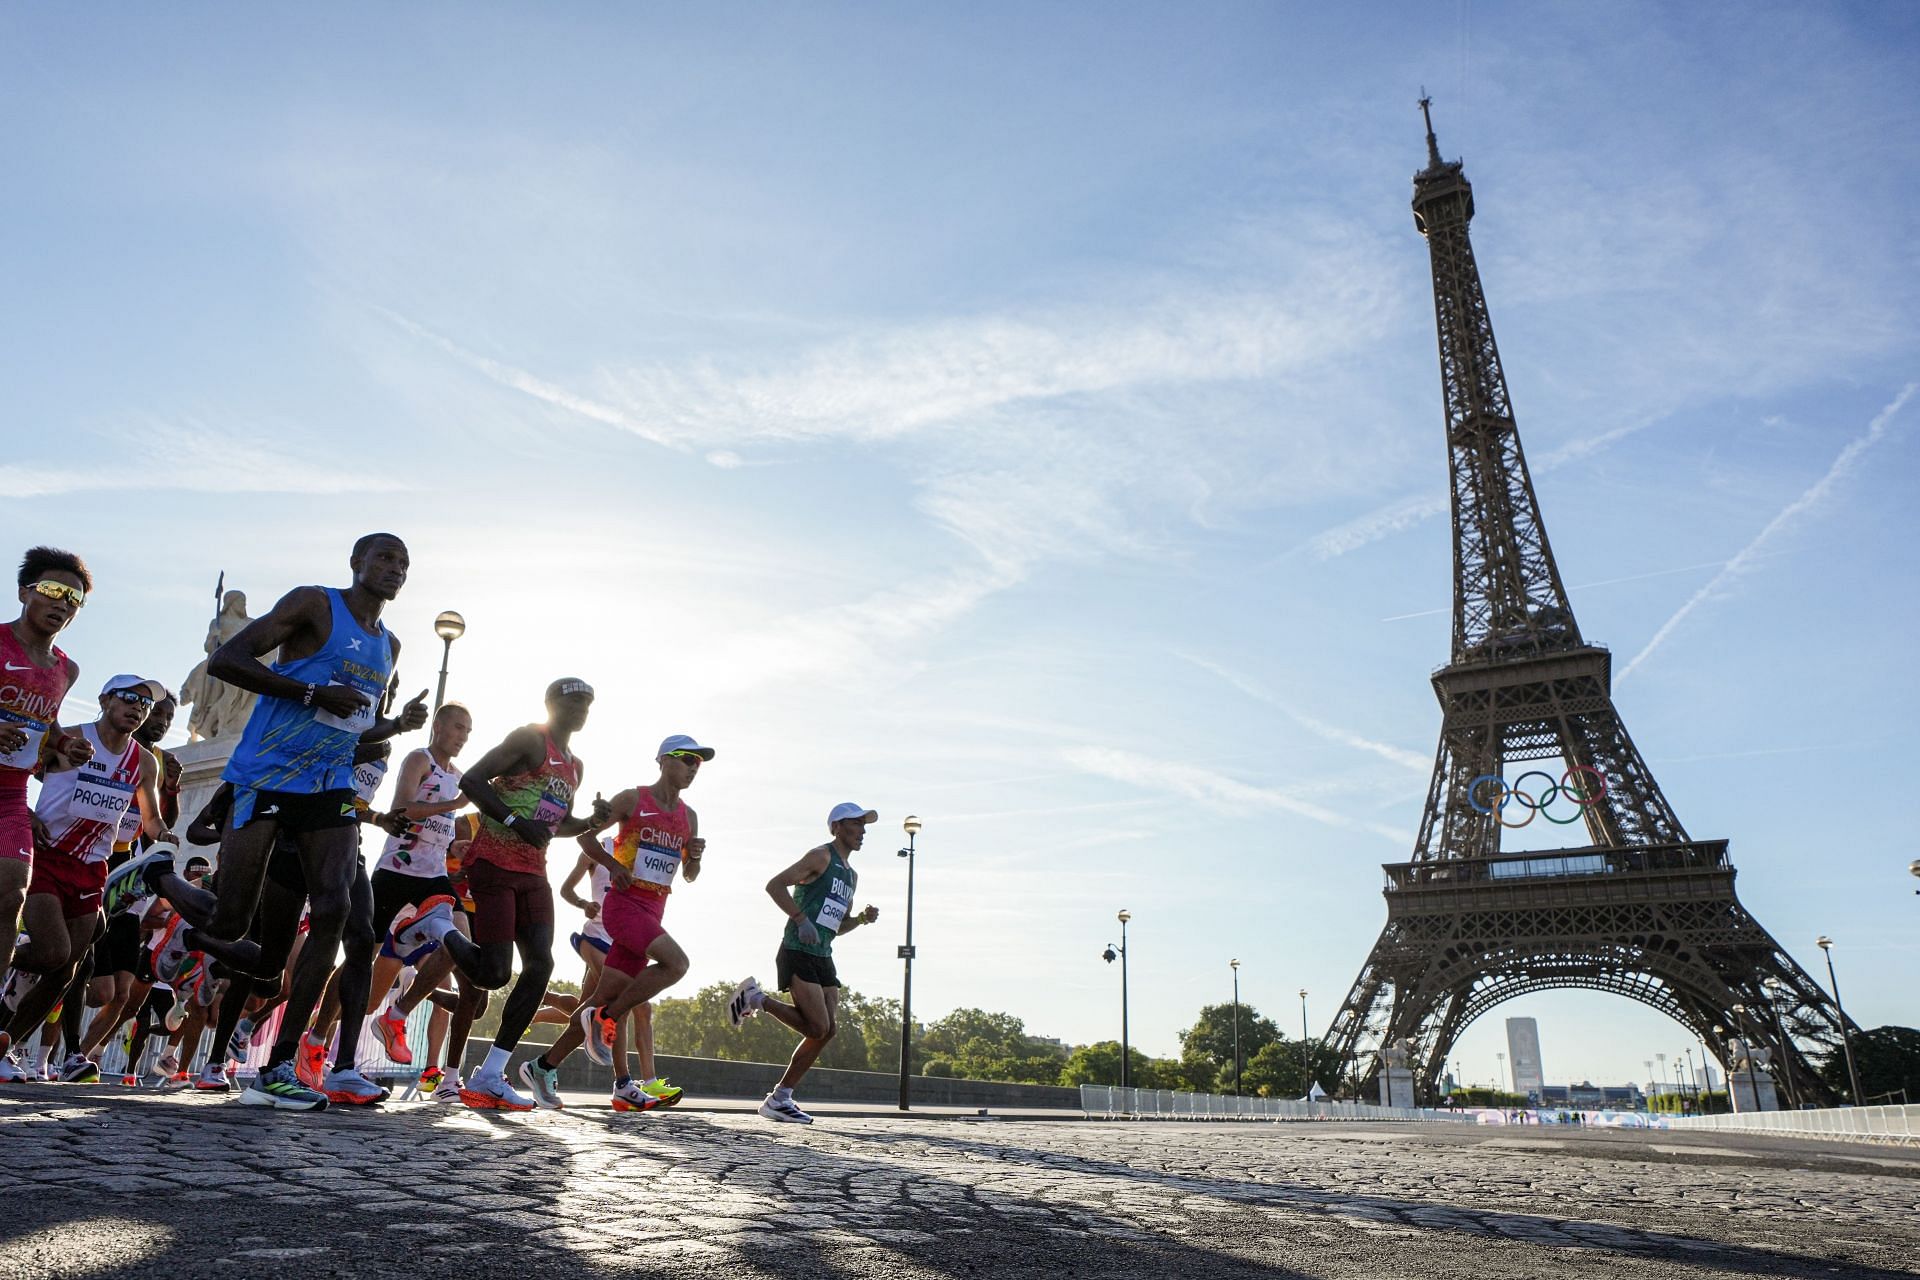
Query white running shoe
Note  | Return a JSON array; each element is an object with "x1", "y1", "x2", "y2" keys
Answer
[
  {"x1": 390, "y1": 896, "x2": 456, "y2": 957},
  {"x1": 577, "y1": 1004, "x2": 614, "y2": 1067},
  {"x1": 321, "y1": 1066, "x2": 390, "y2": 1107},
  {"x1": 432, "y1": 1071, "x2": 464, "y2": 1103},
  {"x1": 59, "y1": 1053, "x2": 101, "y2": 1083},
  {"x1": 156, "y1": 1051, "x2": 181, "y2": 1078},
  {"x1": 611, "y1": 1078, "x2": 659, "y2": 1113},
  {"x1": 0, "y1": 1054, "x2": 26, "y2": 1084},
  {"x1": 459, "y1": 1071, "x2": 535, "y2": 1112},
  {"x1": 517, "y1": 1056, "x2": 564, "y2": 1109},
  {"x1": 727, "y1": 977, "x2": 763, "y2": 1029},
  {"x1": 759, "y1": 1095, "x2": 813, "y2": 1124},
  {"x1": 193, "y1": 1062, "x2": 230, "y2": 1092}
]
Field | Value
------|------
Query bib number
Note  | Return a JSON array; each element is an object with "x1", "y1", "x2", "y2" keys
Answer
[
  {"x1": 634, "y1": 844, "x2": 681, "y2": 887},
  {"x1": 313, "y1": 683, "x2": 379, "y2": 734},
  {"x1": 0, "y1": 713, "x2": 45, "y2": 771},
  {"x1": 815, "y1": 890, "x2": 851, "y2": 933},
  {"x1": 67, "y1": 768, "x2": 136, "y2": 827}
]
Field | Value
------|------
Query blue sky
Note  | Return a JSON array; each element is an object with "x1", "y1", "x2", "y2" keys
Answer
[{"x1": 6, "y1": 2, "x2": 1916, "y2": 1090}]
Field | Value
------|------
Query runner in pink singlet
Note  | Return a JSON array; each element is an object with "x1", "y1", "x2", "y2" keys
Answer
[{"x1": 0, "y1": 548, "x2": 90, "y2": 1061}]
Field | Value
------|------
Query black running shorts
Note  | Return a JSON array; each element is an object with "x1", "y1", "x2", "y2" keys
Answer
[
  {"x1": 775, "y1": 945, "x2": 839, "y2": 992},
  {"x1": 370, "y1": 868, "x2": 456, "y2": 937}
]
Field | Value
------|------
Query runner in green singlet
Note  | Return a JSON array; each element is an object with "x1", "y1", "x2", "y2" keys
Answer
[{"x1": 726, "y1": 801, "x2": 880, "y2": 1124}]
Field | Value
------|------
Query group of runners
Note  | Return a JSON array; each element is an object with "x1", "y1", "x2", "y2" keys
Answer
[{"x1": 0, "y1": 537, "x2": 882, "y2": 1122}]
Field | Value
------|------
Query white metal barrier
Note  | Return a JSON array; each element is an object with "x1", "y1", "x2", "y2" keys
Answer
[
  {"x1": 1668, "y1": 1104, "x2": 1920, "y2": 1146},
  {"x1": 1078, "y1": 1084, "x2": 1472, "y2": 1123}
]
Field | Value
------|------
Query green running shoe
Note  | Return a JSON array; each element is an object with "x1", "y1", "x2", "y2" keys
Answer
[{"x1": 639, "y1": 1077, "x2": 683, "y2": 1108}]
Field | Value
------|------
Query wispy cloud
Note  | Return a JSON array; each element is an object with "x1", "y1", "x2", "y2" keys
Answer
[
  {"x1": 1178, "y1": 652, "x2": 1429, "y2": 773},
  {"x1": 1619, "y1": 383, "x2": 1915, "y2": 681},
  {"x1": 1060, "y1": 745, "x2": 1406, "y2": 843},
  {"x1": 2, "y1": 420, "x2": 408, "y2": 499}
]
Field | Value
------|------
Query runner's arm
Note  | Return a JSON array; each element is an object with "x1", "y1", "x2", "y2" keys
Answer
[
  {"x1": 552, "y1": 762, "x2": 604, "y2": 838},
  {"x1": 206, "y1": 586, "x2": 333, "y2": 702},
  {"x1": 837, "y1": 904, "x2": 880, "y2": 935},
  {"x1": 681, "y1": 809, "x2": 703, "y2": 884},
  {"x1": 387, "y1": 748, "x2": 464, "y2": 820},
  {"x1": 134, "y1": 746, "x2": 169, "y2": 843},
  {"x1": 457, "y1": 727, "x2": 545, "y2": 827},
  {"x1": 559, "y1": 850, "x2": 596, "y2": 913},
  {"x1": 186, "y1": 785, "x2": 232, "y2": 847},
  {"x1": 764, "y1": 846, "x2": 830, "y2": 922}
]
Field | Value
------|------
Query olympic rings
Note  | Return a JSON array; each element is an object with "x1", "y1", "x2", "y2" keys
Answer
[{"x1": 1467, "y1": 766, "x2": 1610, "y2": 825}]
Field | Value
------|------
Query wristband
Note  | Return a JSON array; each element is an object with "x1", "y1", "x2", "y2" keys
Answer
[{"x1": 300, "y1": 683, "x2": 317, "y2": 708}]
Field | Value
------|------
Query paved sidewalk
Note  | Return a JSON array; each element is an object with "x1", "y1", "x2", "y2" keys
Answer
[{"x1": 3, "y1": 1084, "x2": 1917, "y2": 1278}]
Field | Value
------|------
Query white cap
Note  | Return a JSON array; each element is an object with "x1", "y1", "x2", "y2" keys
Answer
[
  {"x1": 827, "y1": 802, "x2": 878, "y2": 828},
  {"x1": 657, "y1": 734, "x2": 715, "y2": 761},
  {"x1": 101, "y1": 674, "x2": 169, "y2": 702}
]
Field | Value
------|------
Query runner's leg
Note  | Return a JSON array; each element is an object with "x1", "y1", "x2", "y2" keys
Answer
[{"x1": 261, "y1": 827, "x2": 357, "y2": 1070}]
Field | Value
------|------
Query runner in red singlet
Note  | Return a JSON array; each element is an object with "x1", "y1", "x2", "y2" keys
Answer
[
  {"x1": 0, "y1": 676, "x2": 170, "y2": 1084},
  {"x1": 391, "y1": 678, "x2": 606, "y2": 1111},
  {"x1": 0, "y1": 548, "x2": 92, "y2": 1073},
  {"x1": 525, "y1": 734, "x2": 712, "y2": 1111}
]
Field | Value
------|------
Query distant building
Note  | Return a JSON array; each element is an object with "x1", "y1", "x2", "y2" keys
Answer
[
  {"x1": 1540, "y1": 1082, "x2": 1645, "y2": 1110},
  {"x1": 1506, "y1": 1017, "x2": 1546, "y2": 1101}
]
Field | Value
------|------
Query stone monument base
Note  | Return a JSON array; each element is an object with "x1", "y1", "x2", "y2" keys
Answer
[{"x1": 167, "y1": 736, "x2": 236, "y2": 860}]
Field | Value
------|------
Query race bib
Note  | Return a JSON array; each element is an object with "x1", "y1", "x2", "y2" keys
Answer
[
  {"x1": 815, "y1": 883, "x2": 852, "y2": 933},
  {"x1": 633, "y1": 844, "x2": 681, "y2": 887},
  {"x1": 0, "y1": 712, "x2": 45, "y2": 771},
  {"x1": 313, "y1": 683, "x2": 379, "y2": 734},
  {"x1": 353, "y1": 759, "x2": 388, "y2": 805},
  {"x1": 67, "y1": 766, "x2": 136, "y2": 826},
  {"x1": 529, "y1": 783, "x2": 570, "y2": 826},
  {"x1": 411, "y1": 811, "x2": 457, "y2": 847}
]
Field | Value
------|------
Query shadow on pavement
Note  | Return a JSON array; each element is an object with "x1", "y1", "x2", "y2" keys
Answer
[
  {"x1": 0, "y1": 1088, "x2": 1307, "y2": 1280},
  {"x1": 824, "y1": 1123, "x2": 1919, "y2": 1279}
]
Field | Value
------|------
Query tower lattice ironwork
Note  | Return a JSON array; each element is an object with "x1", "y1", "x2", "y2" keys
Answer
[{"x1": 1323, "y1": 101, "x2": 1853, "y2": 1107}]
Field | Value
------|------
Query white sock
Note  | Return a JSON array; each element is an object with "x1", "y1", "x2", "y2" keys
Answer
[
  {"x1": 481, "y1": 1046, "x2": 511, "y2": 1078},
  {"x1": 772, "y1": 1085, "x2": 793, "y2": 1102},
  {"x1": 414, "y1": 913, "x2": 456, "y2": 943}
]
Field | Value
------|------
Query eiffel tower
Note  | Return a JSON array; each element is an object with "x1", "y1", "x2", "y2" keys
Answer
[{"x1": 1324, "y1": 101, "x2": 1853, "y2": 1107}]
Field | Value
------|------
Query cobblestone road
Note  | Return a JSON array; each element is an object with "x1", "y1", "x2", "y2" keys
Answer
[{"x1": 3, "y1": 1086, "x2": 1918, "y2": 1278}]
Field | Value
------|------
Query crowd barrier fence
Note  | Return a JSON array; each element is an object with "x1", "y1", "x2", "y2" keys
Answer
[
  {"x1": 1668, "y1": 1104, "x2": 1920, "y2": 1146},
  {"x1": 1078, "y1": 1085, "x2": 1471, "y2": 1124}
]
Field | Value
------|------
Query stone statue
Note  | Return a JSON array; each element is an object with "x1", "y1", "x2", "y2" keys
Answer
[{"x1": 182, "y1": 590, "x2": 274, "y2": 741}]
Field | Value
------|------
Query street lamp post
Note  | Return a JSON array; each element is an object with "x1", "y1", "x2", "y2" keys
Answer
[
  {"x1": 1683, "y1": 1047, "x2": 1698, "y2": 1111},
  {"x1": 1229, "y1": 960, "x2": 1242, "y2": 1097},
  {"x1": 1104, "y1": 911, "x2": 1132, "y2": 1090},
  {"x1": 431, "y1": 611, "x2": 467, "y2": 714},
  {"x1": 1656, "y1": 1051, "x2": 1668, "y2": 1104},
  {"x1": 897, "y1": 816, "x2": 922, "y2": 1111},
  {"x1": 1298, "y1": 988, "x2": 1310, "y2": 1096},
  {"x1": 1816, "y1": 935, "x2": 1864, "y2": 1104},
  {"x1": 1496, "y1": 1051, "x2": 1506, "y2": 1095}
]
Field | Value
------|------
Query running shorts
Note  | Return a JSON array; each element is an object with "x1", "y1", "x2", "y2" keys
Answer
[
  {"x1": 571, "y1": 931, "x2": 611, "y2": 958},
  {"x1": 28, "y1": 850, "x2": 109, "y2": 919},
  {"x1": 776, "y1": 944, "x2": 839, "y2": 992},
  {"x1": 1, "y1": 781, "x2": 32, "y2": 865},
  {"x1": 234, "y1": 786, "x2": 358, "y2": 834},
  {"x1": 99, "y1": 910, "x2": 142, "y2": 973},
  {"x1": 602, "y1": 890, "x2": 667, "y2": 977},
  {"x1": 370, "y1": 868, "x2": 456, "y2": 938},
  {"x1": 467, "y1": 859, "x2": 553, "y2": 946}
]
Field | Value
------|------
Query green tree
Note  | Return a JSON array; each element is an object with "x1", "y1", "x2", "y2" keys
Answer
[
  {"x1": 1822, "y1": 1026, "x2": 1920, "y2": 1103},
  {"x1": 1178, "y1": 1002, "x2": 1281, "y2": 1091},
  {"x1": 1062, "y1": 1040, "x2": 1160, "y2": 1088},
  {"x1": 1240, "y1": 1037, "x2": 1346, "y2": 1099},
  {"x1": 919, "y1": 1007, "x2": 1069, "y2": 1085}
]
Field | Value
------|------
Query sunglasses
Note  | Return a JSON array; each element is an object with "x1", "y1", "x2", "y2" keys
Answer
[
  {"x1": 666, "y1": 751, "x2": 706, "y2": 763},
  {"x1": 107, "y1": 689, "x2": 155, "y2": 709},
  {"x1": 28, "y1": 580, "x2": 86, "y2": 608}
]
